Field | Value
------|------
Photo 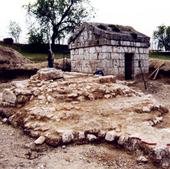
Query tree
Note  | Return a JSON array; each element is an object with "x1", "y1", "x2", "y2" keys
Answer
[
  {"x1": 9, "y1": 21, "x2": 22, "y2": 43},
  {"x1": 153, "y1": 25, "x2": 170, "y2": 51},
  {"x1": 26, "y1": 0, "x2": 94, "y2": 48},
  {"x1": 28, "y1": 27, "x2": 47, "y2": 44}
]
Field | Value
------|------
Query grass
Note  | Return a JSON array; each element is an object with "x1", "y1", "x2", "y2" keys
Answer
[
  {"x1": 22, "y1": 52, "x2": 70, "y2": 62},
  {"x1": 149, "y1": 52, "x2": 170, "y2": 60},
  {"x1": 22, "y1": 51, "x2": 170, "y2": 62}
]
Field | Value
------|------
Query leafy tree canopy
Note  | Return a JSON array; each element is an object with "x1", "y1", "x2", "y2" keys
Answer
[
  {"x1": 153, "y1": 25, "x2": 170, "y2": 51},
  {"x1": 26, "y1": 0, "x2": 94, "y2": 47},
  {"x1": 28, "y1": 27, "x2": 48, "y2": 44},
  {"x1": 9, "y1": 21, "x2": 22, "y2": 43}
]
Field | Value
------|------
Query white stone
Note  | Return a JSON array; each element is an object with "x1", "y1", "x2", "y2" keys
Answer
[
  {"x1": 33, "y1": 68, "x2": 64, "y2": 81},
  {"x1": 38, "y1": 95, "x2": 46, "y2": 100},
  {"x1": 105, "y1": 130, "x2": 116, "y2": 142},
  {"x1": 62, "y1": 130, "x2": 74, "y2": 143},
  {"x1": 102, "y1": 46, "x2": 112, "y2": 53},
  {"x1": 2, "y1": 118, "x2": 8, "y2": 123},
  {"x1": 87, "y1": 134, "x2": 97, "y2": 141},
  {"x1": 137, "y1": 156, "x2": 148, "y2": 163},
  {"x1": 117, "y1": 134, "x2": 129, "y2": 145},
  {"x1": 79, "y1": 48, "x2": 84, "y2": 55},
  {"x1": 111, "y1": 40, "x2": 115, "y2": 45},
  {"x1": 89, "y1": 47, "x2": 96, "y2": 54},
  {"x1": 47, "y1": 95, "x2": 54, "y2": 103},
  {"x1": 71, "y1": 50, "x2": 75, "y2": 55},
  {"x1": 34, "y1": 136, "x2": 46, "y2": 145},
  {"x1": 78, "y1": 131, "x2": 85, "y2": 139},
  {"x1": 83, "y1": 31, "x2": 88, "y2": 40},
  {"x1": 14, "y1": 89, "x2": 32, "y2": 95},
  {"x1": 139, "y1": 48, "x2": 144, "y2": 53},
  {"x1": 75, "y1": 49, "x2": 79, "y2": 55},
  {"x1": 95, "y1": 47, "x2": 102, "y2": 53},
  {"x1": 12, "y1": 80, "x2": 28, "y2": 89},
  {"x1": 142, "y1": 106, "x2": 151, "y2": 112},
  {"x1": 89, "y1": 54, "x2": 98, "y2": 60},
  {"x1": 2, "y1": 89, "x2": 17, "y2": 104},
  {"x1": 136, "y1": 42, "x2": 141, "y2": 47}
]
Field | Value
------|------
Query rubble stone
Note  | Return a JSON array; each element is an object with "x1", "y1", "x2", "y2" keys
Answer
[
  {"x1": 87, "y1": 134, "x2": 97, "y2": 142},
  {"x1": 62, "y1": 130, "x2": 74, "y2": 144},
  {"x1": 136, "y1": 155, "x2": 148, "y2": 164},
  {"x1": 105, "y1": 130, "x2": 116, "y2": 142},
  {"x1": 2, "y1": 89, "x2": 17, "y2": 104},
  {"x1": 31, "y1": 68, "x2": 64, "y2": 81},
  {"x1": 34, "y1": 136, "x2": 46, "y2": 145}
]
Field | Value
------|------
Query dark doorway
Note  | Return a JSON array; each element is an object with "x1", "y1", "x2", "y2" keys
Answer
[{"x1": 125, "y1": 53, "x2": 134, "y2": 80}]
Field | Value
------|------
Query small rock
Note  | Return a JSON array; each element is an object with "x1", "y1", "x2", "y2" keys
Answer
[
  {"x1": 0, "y1": 154, "x2": 4, "y2": 158},
  {"x1": 37, "y1": 164, "x2": 46, "y2": 169},
  {"x1": 117, "y1": 134, "x2": 129, "y2": 145},
  {"x1": 77, "y1": 96, "x2": 85, "y2": 102},
  {"x1": 161, "y1": 160, "x2": 170, "y2": 168},
  {"x1": 2, "y1": 118, "x2": 8, "y2": 123},
  {"x1": 98, "y1": 75, "x2": 116, "y2": 84},
  {"x1": 47, "y1": 95, "x2": 54, "y2": 103},
  {"x1": 34, "y1": 136, "x2": 46, "y2": 145},
  {"x1": 104, "y1": 94, "x2": 112, "y2": 99},
  {"x1": 24, "y1": 142, "x2": 36, "y2": 150},
  {"x1": 79, "y1": 131, "x2": 86, "y2": 140},
  {"x1": 137, "y1": 155, "x2": 148, "y2": 164},
  {"x1": 33, "y1": 68, "x2": 64, "y2": 81},
  {"x1": 62, "y1": 145, "x2": 66, "y2": 149},
  {"x1": 105, "y1": 130, "x2": 116, "y2": 142},
  {"x1": 142, "y1": 106, "x2": 150, "y2": 112},
  {"x1": 87, "y1": 134, "x2": 97, "y2": 142},
  {"x1": 62, "y1": 130, "x2": 74, "y2": 143},
  {"x1": 38, "y1": 95, "x2": 46, "y2": 100},
  {"x1": 2, "y1": 89, "x2": 16, "y2": 104},
  {"x1": 67, "y1": 93, "x2": 78, "y2": 98},
  {"x1": 153, "y1": 116, "x2": 163, "y2": 125}
]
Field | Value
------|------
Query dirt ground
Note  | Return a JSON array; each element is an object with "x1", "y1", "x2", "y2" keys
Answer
[
  {"x1": 0, "y1": 76, "x2": 170, "y2": 169},
  {"x1": 0, "y1": 120, "x2": 157, "y2": 169},
  {"x1": 132, "y1": 78, "x2": 170, "y2": 128}
]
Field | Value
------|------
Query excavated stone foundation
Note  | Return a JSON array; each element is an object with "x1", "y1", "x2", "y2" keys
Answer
[{"x1": 0, "y1": 68, "x2": 169, "y2": 168}]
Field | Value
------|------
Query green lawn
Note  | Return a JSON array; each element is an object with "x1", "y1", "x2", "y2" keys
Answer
[
  {"x1": 22, "y1": 52, "x2": 70, "y2": 62},
  {"x1": 149, "y1": 53, "x2": 170, "y2": 60}
]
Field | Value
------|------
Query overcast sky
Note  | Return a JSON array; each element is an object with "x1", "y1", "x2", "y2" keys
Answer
[{"x1": 0, "y1": 0, "x2": 169, "y2": 43}]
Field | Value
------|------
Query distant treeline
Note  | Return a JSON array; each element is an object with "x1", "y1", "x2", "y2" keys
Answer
[{"x1": 0, "y1": 40, "x2": 69, "y2": 54}]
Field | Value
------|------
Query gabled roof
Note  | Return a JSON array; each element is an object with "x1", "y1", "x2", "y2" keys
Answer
[{"x1": 68, "y1": 22, "x2": 150, "y2": 45}]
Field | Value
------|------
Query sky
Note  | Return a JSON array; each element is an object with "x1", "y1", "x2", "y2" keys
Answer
[{"x1": 0, "y1": 0, "x2": 169, "y2": 43}]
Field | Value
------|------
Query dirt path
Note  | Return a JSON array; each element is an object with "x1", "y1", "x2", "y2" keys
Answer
[{"x1": 0, "y1": 120, "x2": 157, "y2": 169}]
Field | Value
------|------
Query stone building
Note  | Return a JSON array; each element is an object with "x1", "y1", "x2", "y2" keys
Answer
[{"x1": 68, "y1": 22, "x2": 150, "y2": 80}]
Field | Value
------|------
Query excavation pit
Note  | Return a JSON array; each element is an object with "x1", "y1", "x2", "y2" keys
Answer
[{"x1": 0, "y1": 69, "x2": 169, "y2": 168}]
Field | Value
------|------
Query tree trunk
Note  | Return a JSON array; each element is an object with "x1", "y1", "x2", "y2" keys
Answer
[
  {"x1": 51, "y1": 26, "x2": 59, "y2": 51},
  {"x1": 51, "y1": 35, "x2": 55, "y2": 51}
]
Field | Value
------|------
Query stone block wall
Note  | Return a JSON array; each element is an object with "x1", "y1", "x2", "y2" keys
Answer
[{"x1": 71, "y1": 45, "x2": 149, "y2": 78}]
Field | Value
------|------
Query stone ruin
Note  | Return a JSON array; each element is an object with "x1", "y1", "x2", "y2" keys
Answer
[
  {"x1": 0, "y1": 68, "x2": 170, "y2": 168},
  {"x1": 68, "y1": 22, "x2": 150, "y2": 80}
]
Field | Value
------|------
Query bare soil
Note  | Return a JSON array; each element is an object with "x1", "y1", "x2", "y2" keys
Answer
[
  {"x1": 132, "y1": 78, "x2": 170, "y2": 128},
  {"x1": 0, "y1": 75, "x2": 170, "y2": 169},
  {"x1": 0, "y1": 121, "x2": 156, "y2": 169}
]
